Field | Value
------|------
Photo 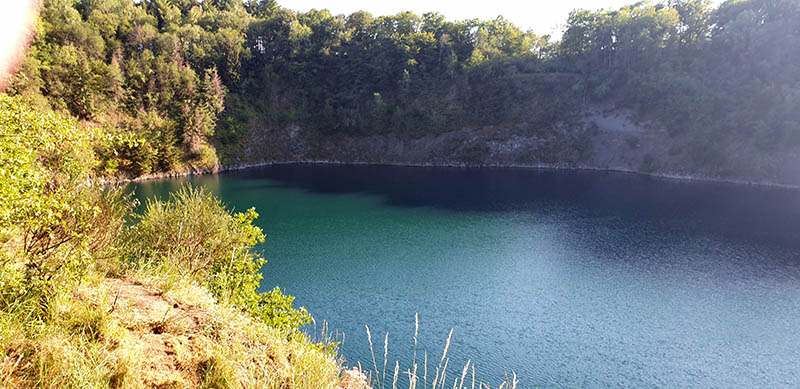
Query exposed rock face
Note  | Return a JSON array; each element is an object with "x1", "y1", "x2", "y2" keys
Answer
[{"x1": 227, "y1": 107, "x2": 800, "y2": 187}]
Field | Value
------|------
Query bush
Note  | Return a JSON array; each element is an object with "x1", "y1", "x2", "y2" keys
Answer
[
  {"x1": 0, "y1": 95, "x2": 96, "y2": 235},
  {"x1": 0, "y1": 97, "x2": 135, "y2": 387},
  {"x1": 0, "y1": 95, "x2": 134, "y2": 315},
  {"x1": 0, "y1": 95, "x2": 112, "y2": 287},
  {"x1": 127, "y1": 185, "x2": 311, "y2": 334},
  {"x1": 193, "y1": 144, "x2": 220, "y2": 170},
  {"x1": 0, "y1": 96, "x2": 324, "y2": 385}
]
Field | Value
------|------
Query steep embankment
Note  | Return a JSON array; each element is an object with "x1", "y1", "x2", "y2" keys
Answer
[
  {"x1": 223, "y1": 106, "x2": 800, "y2": 187},
  {"x1": 1, "y1": 276, "x2": 370, "y2": 388}
]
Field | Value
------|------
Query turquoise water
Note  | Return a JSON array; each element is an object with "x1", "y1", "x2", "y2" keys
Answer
[{"x1": 131, "y1": 164, "x2": 800, "y2": 388}]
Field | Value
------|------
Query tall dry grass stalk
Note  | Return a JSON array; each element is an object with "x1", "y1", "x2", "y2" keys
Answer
[
  {"x1": 363, "y1": 317, "x2": 517, "y2": 389},
  {"x1": 393, "y1": 360, "x2": 399, "y2": 389},
  {"x1": 432, "y1": 328, "x2": 454, "y2": 389},
  {"x1": 413, "y1": 313, "x2": 419, "y2": 366},
  {"x1": 458, "y1": 360, "x2": 470, "y2": 389},
  {"x1": 471, "y1": 364, "x2": 476, "y2": 389},
  {"x1": 366, "y1": 325, "x2": 380, "y2": 388},
  {"x1": 410, "y1": 313, "x2": 420, "y2": 389},
  {"x1": 424, "y1": 351, "x2": 428, "y2": 389},
  {"x1": 383, "y1": 332, "x2": 389, "y2": 389}
]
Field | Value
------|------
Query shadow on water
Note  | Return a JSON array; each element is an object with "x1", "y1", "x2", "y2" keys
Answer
[{"x1": 227, "y1": 163, "x2": 800, "y2": 249}]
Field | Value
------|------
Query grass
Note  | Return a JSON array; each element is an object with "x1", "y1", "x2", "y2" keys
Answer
[
  {"x1": 0, "y1": 275, "x2": 126, "y2": 388},
  {"x1": 0, "y1": 242, "x2": 347, "y2": 388},
  {"x1": 365, "y1": 315, "x2": 518, "y2": 389}
]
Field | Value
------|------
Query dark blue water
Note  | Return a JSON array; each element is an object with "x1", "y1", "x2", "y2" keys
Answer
[{"x1": 132, "y1": 164, "x2": 800, "y2": 388}]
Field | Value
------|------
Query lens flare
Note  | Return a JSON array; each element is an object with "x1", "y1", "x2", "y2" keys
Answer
[{"x1": 0, "y1": 0, "x2": 37, "y2": 91}]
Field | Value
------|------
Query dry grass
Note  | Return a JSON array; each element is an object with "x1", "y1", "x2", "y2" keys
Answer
[
  {"x1": 1, "y1": 263, "x2": 518, "y2": 389},
  {"x1": 365, "y1": 317, "x2": 517, "y2": 389},
  {"x1": 0, "y1": 268, "x2": 356, "y2": 389}
]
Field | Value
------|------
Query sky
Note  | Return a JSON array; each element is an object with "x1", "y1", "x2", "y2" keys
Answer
[{"x1": 281, "y1": 0, "x2": 655, "y2": 37}]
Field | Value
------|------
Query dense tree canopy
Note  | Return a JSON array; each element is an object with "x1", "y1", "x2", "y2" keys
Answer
[
  {"x1": 558, "y1": 0, "x2": 800, "y2": 163},
  {"x1": 5, "y1": 0, "x2": 799, "y2": 174}
]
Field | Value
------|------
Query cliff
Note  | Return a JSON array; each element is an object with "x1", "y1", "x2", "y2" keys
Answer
[{"x1": 220, "y1": 106, "x2": 800, "y2": 187}]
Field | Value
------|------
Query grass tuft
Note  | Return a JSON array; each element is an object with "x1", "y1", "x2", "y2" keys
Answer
[{"x1": 364, "y1": 317, "x2": 518, "y2": 389}]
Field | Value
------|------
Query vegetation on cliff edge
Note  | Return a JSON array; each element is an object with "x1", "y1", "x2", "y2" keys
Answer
[
  {"x1": 5, "y1": 0, "x2": 798, "y2": 176},
  {"x1": 0, "y1": 95, "x2": 345, "y2": 387}
]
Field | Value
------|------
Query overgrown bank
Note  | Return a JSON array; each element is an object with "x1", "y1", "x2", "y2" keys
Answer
[{"x1": 0, "y1": 95, "x2": 360, "y2": 388}]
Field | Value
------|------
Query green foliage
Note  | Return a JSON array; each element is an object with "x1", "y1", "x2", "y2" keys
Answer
[
  {"x1": 127, "y1": 186, "x2": 262, "y2": 277},
  {"x1": 7, "y1": 0, "x2": 231, "y2": 177},
  {"x1": 251, "y1": 286, "x2": 312, "y2": 335},
  {"x1": 9, "y1": 0, "x2": 560, "y2": 149},
  {"x1": 0, "y1": 95, "x2": 102, "y2": 282},
  {"x1": 0, "y1": 95, "x2": 95, "y2": 227},
  {"x1": 238, "y1": 8, "x2": 553, "y2": 135},
  {"x1": 0, "y1": 80, "x2": 324, "y2": 385},
  {"x1": 192, "y1": 143, "x2": 220, "y2": 170},
  {"x1": 127, "y1": 185, "x2": 311, "y2": 334},
  {"x1": 7, "y1": 0, "x2": 800, "y2": 170},
  {"x1": 559, "y1": 0, "x2": 800, "y2": 162},
  {"x1": 0, "y1": 95, "x2": 134, "y2": 328}
]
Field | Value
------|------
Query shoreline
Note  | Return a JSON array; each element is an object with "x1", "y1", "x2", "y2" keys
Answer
[{"x1": 105, "y1": 159, "x2": 800, "y2": 190}]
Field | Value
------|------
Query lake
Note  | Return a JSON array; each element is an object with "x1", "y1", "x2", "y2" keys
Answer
[{"x1": 131, "y1": 164, "x2": 800, "y2": 388}]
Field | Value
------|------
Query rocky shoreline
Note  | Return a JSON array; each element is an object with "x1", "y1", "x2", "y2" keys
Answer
[{"x1": 105, "y1": 158, "x2": 800, "y2": 190}]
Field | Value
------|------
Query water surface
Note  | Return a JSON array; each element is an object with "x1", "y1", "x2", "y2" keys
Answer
[{"x1": 132, "y1": 164, "x2": 800, "y2": 388}]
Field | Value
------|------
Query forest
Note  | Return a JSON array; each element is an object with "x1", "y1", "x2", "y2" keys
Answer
[{"x1": 4, "y1": 0, "x2": 800, "y2": 175}]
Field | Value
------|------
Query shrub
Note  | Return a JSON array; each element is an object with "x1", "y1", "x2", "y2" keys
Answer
[
  {"x1": 0, "y1": 95, "x2": 117, "y2": 287},
  {"x1": 127, "y1": 185, "x2": 310, "y2": 334},
  {"x1": 0, "y1": 95, "x2": 96, "y2": 237},
  {"x1": 193, "y1": 144, "x2": 220, "y2": 170},
  {"x1": 0, "y1": 95, "x2": 136, "y2": 321}
]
